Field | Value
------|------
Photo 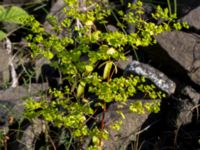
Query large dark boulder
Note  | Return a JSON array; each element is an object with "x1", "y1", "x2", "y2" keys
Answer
[
  {"x1": 97, "y1": 99, "x2": 160, "y2": 150},
  {"x1": 182, "y1": 6, "x2": 200, "y2": 30},
  {"x1": 155, "y1": 30, "x2": 200, "y2": 86}
]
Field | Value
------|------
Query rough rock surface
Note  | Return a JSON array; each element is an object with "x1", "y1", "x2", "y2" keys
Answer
[
  {"x1": 182, "y1": 6, "x2": 200, "y2": 30},
  {"x1": 0, "y1": 42, "x2": 10, "y2": 87},
  {"x1": 153, "y1": 0, "x2": 200, "y2": 87},
  {"x1": 0, "y1": 83, "x2": 48, "y2": 150},
  {"x1": 0, "y1": 83, "x2": 48, "y2": 101},
  {"x1": 98, "y1": 100, "x2": 160, "y2": 150},
  {"x1": 126, "y1": 60, "x2": 176, "y2": 95},
  {"x1": 0, "y1": 83, "x2": 48, "y2": 124},
  {"x1": 156, "y1": 31, "x2": 196, "y2": 72},
  {"x1": 44, "y1": 0, "x2": 68, "y2": 37},
  {"x1": 132, "y1": 2, "x2": 200, "y2": 148}
]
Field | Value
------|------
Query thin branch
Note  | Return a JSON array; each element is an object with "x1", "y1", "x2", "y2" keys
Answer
[{"x1": 5, "y1": 38, "x2": 18, "y2": 88}]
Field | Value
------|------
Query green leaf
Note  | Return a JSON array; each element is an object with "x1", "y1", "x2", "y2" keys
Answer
[
  {"x1": 77, "y1": 81, "x2": 86, "y2": 98},
  {"x1": 0, "y1": 6, "x2": 29, "y2": 24},
  {"x1": 0, "y1": 5, "x2": 5, "y2": 13},
  {"x1": 44, "y1": 51, "x2": 54, "y2": 59},
  {"x1": 85, "y1": 65, "x2": 93, "y2": 74},
  {"x1": 103, "y1": 61, "x2": 113, "y2": 80},
  {"x1": 0, "y1": 30, "x2": 7, "y2": 41}
]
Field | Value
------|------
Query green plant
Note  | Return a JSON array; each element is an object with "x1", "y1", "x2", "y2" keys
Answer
[
  {"x1": 0, "y1": 5, "x2": 29, "y2": 40},
  {"x1": 166, "y1": 0, "x2": 177, "y2": 17},
  {"x1": 23, "y1": 0, "x2": 188, "y2": 149},
  {"x1": 143, "y1": 0, "x2": 177, "y2": 18}
]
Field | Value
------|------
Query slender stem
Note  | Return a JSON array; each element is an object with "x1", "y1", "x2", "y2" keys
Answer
[
  {"x1": 5, "y1": 38, "x2": 18, "y2": 88},
  {"x1": 101, "y1": 103, "x2": 106, "y2": 130},
  {"x1": 111, "y1": 11, "x2": 127, "y2": 34},
  {"x1": 130, "y1": 44, "x2": 139, "y2": 61},
  {"x1": 48, "y1": 135, "x2": 57, "y2": 150},
  {"x1": 99, "y1": 102, "x2": 106, "y2": 150},
  {"x1": 167, "y1": 0, "x2": 172, "y2": 17},
  {"x1": 174, "y1": 0, "x2": 177, "y2": 16}
]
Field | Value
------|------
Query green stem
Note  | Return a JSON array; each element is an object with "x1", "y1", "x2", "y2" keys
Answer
[
  {"x1": 174, "y1": 0, "x2": 177, "y2": 16},
  {"x1": 167, "y1": 0, "x2": 172, "y2": 17},
  {"x1": 111, "y1": 11, "x2": 127, "y2": 34}
]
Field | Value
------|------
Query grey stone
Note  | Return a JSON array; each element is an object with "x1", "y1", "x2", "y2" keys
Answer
[
  {"x1": 44, "y1": 0, "x2": 68, "y2": 37},
  {"x1": 182, "y1": 86, "x2": 200, "y2": 104},
  {"x1": 156, "y1": 31, "x2": 195, "y2": 71},
  {"x1": 0, "y1": 83, "x2": 48, "y2": 150},
  {"x1": 116, "y1": 55, "x2": 133, "y2": 70},
  {"x1": 126, "y1": 60, "x2": 176, "y2": 95},
  {"x1": 106, "y1": 24, "x2": 119, "y2": 32},
  {"x1": 189, "y1": 68, "x2": 200, "y2": 85},
  {"x1": 0, "y1": 42, "x2": 10, "y2": 87},
  {"x1": 156, "y1": 31, "x2": 200, "y2": 85},
  {"x1": 0, "y1": 83, "x2": 48, "y2": 101},
  {"x1": 98, "y1": 99, "x2": 159, "y2": 150},
  {"x1": 0, "y1": 83, "x2": 48, "y2": 122},
  {"x1": 173, "y1": 97, "x2": 197, "y2": 127},
  {"x1": 17, "y1": 118, "x2": 47, "y2": 150},
  {"x1": 182, "y1": 6, "x2": 200, "y2": 30}
]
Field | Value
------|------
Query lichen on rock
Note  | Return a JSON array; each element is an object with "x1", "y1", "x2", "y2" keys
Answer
[{"x1": 126, "y1": 60, "x2": 176, "y2": 95}]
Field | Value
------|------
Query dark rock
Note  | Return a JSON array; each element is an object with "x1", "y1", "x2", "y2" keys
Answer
[
  {"x1": 156, "y1": 31, "x2": 200, "y2": 86},
  {"x1": 143, "y1": 0, "x2": 200, "y2": 18},
  {"x1": 0, "y1": 83, "x2": 48, "y2": 149},
  {"x1": 136, "y1": 92, "x2": 199, "y2": 150},
  {"x1": 176, "y1": 0, "x2": 200, "y2": 17},
  {"x1": 98, "y1": 99, "x2": 160, "y2": 150},
  {"x1": 35, "y1": 56, "x2": 51, "y2": 82},
  {"x1": 174, "y1": 97, "x2": 196, "y2": 127},
  {"x1": 0, "y1": 83, "x2": 48, "y2": 101},
  {"x1": 176, "y1": 86, "x2": 200, "y2": 126},
  {"x1": 0, "y1": 83, "x2": 48, "y2": 123},
  {"x1": 16, "y1": 118, "x2": 47, "y2": 150},
  {"x1": 47, "y1": 0, "x2": 66, "y2": 16},
  {"x1": 116, "y1": 55, "x2": 133, "y2": 70},
  {"x1": 182, "y1": 86, "x2": 200, "y2": 104},
  {"x1": 44, "y1": 0, "x2": 68, "y2": 37},
  {"x1": 156, "y1": 31, "x2": 195, "y2": 72},
  {"x1": 182, "y1": 6, "x2": 200, "y2": 30},
  {"x1": 189, "y1": 68, "x2": 200, "y2": 85},
  {"x1": 39, "y1": 64, "x2": 61, "y2": 88}
]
